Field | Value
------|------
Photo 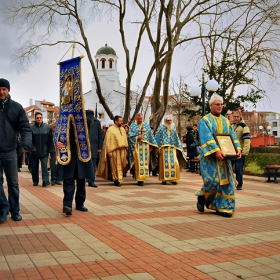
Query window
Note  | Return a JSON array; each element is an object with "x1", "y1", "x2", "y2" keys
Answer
[
  {"x1": 272, "y1": 131, "x2": 278, "y2": 136},
  {"x1": 109, "y1": 59, "x2": 114, "y2": 69},
  {"x1": 273, "y1": 121, "x2": 277, "y2": 127},
  {"x1": 101, "y1": 59, "x2": 106, "y2": 69},
  {"x1": 96, "y1": 59, "x2": 99, "y2": 69}
]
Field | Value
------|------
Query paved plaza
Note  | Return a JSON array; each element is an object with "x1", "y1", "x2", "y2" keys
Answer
[{"x1": 1, "y1": 167, "x2": 280, "y2": 280}]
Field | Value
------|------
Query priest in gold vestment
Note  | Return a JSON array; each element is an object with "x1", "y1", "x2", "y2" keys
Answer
[{"x1": 97, "y1": 116, "x2": 128, "y2": 187}]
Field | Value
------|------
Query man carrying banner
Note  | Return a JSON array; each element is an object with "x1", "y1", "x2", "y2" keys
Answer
[
  {"x1": 155, "y1": 115, "x2": 186, "y2": 185},
  {"x1": 54, "y1": 56, "x2": 93, "y2": 216},
  {"x1": 128, "y1": 113, "x2": 158, "y2": 186}
]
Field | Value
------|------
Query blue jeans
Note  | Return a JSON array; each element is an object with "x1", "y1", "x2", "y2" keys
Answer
[
  {"x1": 0, "y1": 150, "x2": 20, "y2": 214},
  {"x1": 233, "y1": 156, "x2": 245, "y2": 186},
  {"x1": 30, "y1": 156, "x2": 49, "y2": 184}
]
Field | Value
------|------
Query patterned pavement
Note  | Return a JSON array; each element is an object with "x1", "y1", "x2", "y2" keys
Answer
[{"x1": 1, "y1": 166, "x2": 280, "y2": 280}]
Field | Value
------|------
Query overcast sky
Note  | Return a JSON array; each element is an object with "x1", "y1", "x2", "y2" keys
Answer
[{"x1": 1, "y1": 1, "x2": 279, "y2": 113}]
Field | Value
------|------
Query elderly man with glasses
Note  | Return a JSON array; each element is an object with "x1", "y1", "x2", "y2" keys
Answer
[{"x1": 195, "y1": 93, "x2": 241, "y2": 218}]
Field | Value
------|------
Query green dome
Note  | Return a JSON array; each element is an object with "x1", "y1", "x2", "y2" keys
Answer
[{"x1": 96, "y1": 44, "x2": 116, "y2": 55}]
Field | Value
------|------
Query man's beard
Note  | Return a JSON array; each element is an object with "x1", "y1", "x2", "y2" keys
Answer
[{"x1": 165, "y1": 123, "x2": 173, "y2": 131}]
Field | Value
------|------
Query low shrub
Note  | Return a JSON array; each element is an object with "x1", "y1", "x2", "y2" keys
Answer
[{"x1": 245, "y1": 153, "x2": 280, "y2": 172}]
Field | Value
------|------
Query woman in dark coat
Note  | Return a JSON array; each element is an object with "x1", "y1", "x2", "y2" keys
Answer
[{"x1": 185, "y1": 126, "x2": 199, "y2": 173}]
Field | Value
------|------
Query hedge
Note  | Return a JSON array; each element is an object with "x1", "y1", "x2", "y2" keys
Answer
[{"x1": 246, "y1": 153, "x2": 280, "y2": 171}]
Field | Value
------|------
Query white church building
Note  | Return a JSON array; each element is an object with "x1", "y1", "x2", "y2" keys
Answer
[{"x1": 84, "y1": 44, "x2": 151, "y2": 126}]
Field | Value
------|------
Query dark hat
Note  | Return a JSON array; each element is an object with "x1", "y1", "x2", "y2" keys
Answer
[
  {"x1": 187, "y1": 126, "x2": 193, "y2": 131},
  {"x1": 0, "y1": 78, "x2": 10, "y2": 91}
]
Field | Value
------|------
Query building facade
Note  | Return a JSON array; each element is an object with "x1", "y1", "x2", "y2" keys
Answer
[{"x1": 84, "y1": 44, "x2": 151, "y2": 126}]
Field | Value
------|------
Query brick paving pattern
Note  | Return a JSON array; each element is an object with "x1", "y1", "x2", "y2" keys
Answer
[{"x1": 1, "y1": 166, "x2": 280, "y2": 279}]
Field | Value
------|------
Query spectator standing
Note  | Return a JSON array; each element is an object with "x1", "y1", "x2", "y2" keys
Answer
[
  {"x1": 50, "y1": 112, "x2": 63, "y2": 185},
  {"x1": 232, "y1": 110, "x2": 251, "y2": 190},
  {"x1": 185, "y1": 126, "x2": 199, "y2": 173},
  {"x1": 0, "y1": 78, "x2": 32, "y2": 222},
  {"x1": 192, "y1": 124, "x2": 200, "y2": 142},
  {"x1": 30, "y1": 112, "x2": 53, "y2": 187},
  {"x1": 86, "y1": 109, "x2": 103, "y2": 188},
  {"x1": 196, "y1": 93, "x2": 241, "y2": 218}
]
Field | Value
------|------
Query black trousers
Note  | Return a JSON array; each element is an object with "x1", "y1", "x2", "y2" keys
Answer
[{"x1": 63, "y1": 178, "x2": 86, "y2": 208}]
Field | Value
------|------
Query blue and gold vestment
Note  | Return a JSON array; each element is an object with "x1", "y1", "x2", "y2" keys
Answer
[
  {"x1": 155, "y1": 125, "x2": 186, "y2": 182},
  {"x1": 196, "y1": 113, "x2": 241, "y2": 215},
  {"x1": 128, "y1": 121, "x2": 158, "y2": 181}
]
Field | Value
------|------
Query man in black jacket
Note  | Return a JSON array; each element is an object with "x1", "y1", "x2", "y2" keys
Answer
[
  {"x1": 30, "y1": 112, "x2": 53, "y2": 187},
  {"x1": 0, "y1": 78, "x2": 32, "y2": 222},
  {"x1": 86, "y1": 109, "x2": 103, "y2": 188},
  {"x1": 57, "y1": 120, "x2": 94, "y2": 216}
]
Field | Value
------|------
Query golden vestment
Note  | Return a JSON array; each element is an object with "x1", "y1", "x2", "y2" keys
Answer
[{"x1": 97, "y1": 125, "x2": 128, "y2": 182}]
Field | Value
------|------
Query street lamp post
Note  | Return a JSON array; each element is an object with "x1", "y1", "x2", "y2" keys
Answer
[
  {"x1": 259, "y1": 125, "x2": 271, "y2": 146},
  {"x1": 189, "y1": 74, "x2": 219, "y2": 117},
  {"x1": 267, "y1": 125, "x2": 271, "y2": 146}
]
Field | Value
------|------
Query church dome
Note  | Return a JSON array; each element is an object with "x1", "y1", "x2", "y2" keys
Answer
[{"x1": 96, "y1": 44, "x2": 116, "y2": 55}]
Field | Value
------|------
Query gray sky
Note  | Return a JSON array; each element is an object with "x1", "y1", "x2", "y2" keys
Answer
[{"x1": 1, "y1": 1, "x2": 279, "y2": 113}]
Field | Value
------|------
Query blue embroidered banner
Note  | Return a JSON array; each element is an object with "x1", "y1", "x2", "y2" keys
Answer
[{"x1": 54, "y1": 56, "x2": 91, "y2": 164}]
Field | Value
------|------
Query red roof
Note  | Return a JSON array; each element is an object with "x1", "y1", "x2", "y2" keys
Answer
[{"x1": 24, "y1": 105, "x2": 41, "y2": 113}]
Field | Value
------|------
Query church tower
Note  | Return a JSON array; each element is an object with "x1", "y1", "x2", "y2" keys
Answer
[{"x1": 84, "y1": 44, "x2": 125, "y2": 124}]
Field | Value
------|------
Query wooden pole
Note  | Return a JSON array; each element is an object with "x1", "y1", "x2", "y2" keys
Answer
[{"x1": 71, "y1": 43, "x2": 76, "y2": 58}]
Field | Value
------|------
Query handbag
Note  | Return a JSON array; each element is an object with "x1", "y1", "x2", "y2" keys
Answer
[{"x1": 190, "y1": 137, "x2": 199, "y2": 148}]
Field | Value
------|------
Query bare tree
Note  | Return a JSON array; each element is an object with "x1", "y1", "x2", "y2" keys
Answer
[
  {"x1": 189, "y1": 0, "x2": 280, "y2": 115},
  {"x1": 6, "y1": 0, "x2": 114, "y2": 119},
  {"x1": 6, "y1": 0, "x2": 280, "y2": 127},
  {"x1": 167, "y1": 77, "x2": 192, "y2": 138}
]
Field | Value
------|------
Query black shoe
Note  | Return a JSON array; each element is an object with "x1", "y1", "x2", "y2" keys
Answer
[
  {"x1": 236, "y1": 185, "x2": 242, "y2": 190},
  {"x1": 171, "y1": 182, "x2": 178, "y2": 185},
  {"x1": 88, "y1": 183, "x2": 98, "y2": 188},
  {"x1": 76, "y1": 205, "x2": 88, "y2": 212},
  {"x1": 51, "y1": 181, "x2": 55, "y2": 186},
  {"x1": 0, "y1": 210, "x2": 9, "y2": 223},
  {"x1": 55, "y1": 181, "x2": 62, "y2": 185},
  {"x1": 42, "y1": 182, "x2": 50, "y2": 187},
  {"x1": 152, "y1": 173, "x2": 158, "y2": 176},
  {"x1": 63, "y1": 206, "x2": 72, "y2": 215},
  {"x1": 33, "y1": 183, "x2": 38, "y2": 186},
  {"x1": 114, "y1": 180, "x2": 121, "y2": 187},
  {"x1": 18, "y1": 168, "x2": 21, "y2": 172},
  {"x1": 11, "y1": 212, "x2": 22, "y2": 221},
  {"x1": 197, "y1": 195, "x2": 205, "y2": 213},
  {"x1": 216, "y1": 211, "x2": 233, "y2": 218},
  {"x1": 162, "y1": 181, "x2": 167, "y2": 185},
  {"x1": 137, "y1": 181, "x2": 144, "y2": 186}
]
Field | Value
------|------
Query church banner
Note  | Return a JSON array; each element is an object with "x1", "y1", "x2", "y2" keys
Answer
[{"x1": 54, "y1": 56, "x2": 91, "y2": 164}]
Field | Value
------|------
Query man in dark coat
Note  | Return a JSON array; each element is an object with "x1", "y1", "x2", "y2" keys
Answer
[
  {"x1": 0, "y1": 78, "x2": 32, "y2": 222},
  {"x1": 86, "y1": 109, "x2": 103, "y2": 188},
  {"x1": 57, "y1": 121, "x2": 94, "y2": 216},
  {"x1": 30, "y1": 112, "x2": 53, "y2": 187},
  {"x1": 185, "y1": 126, "x2": 199, "y2": 173}
]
